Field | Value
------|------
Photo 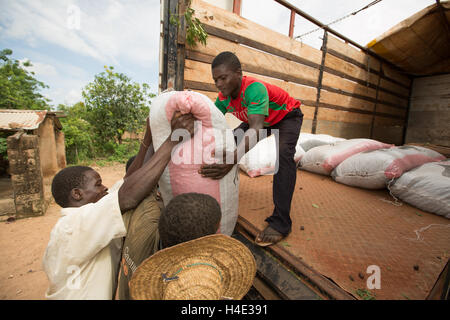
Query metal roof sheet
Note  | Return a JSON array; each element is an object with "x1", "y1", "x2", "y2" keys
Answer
[{"x1": 0, "y1": 109, "x2": 50, "y2": 130}]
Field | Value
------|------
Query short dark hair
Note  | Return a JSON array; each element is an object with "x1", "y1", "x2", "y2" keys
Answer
[
  {"x1": 158, "y1": 193, "x2": 222, "y2": 248},
  {"x1": 51, "y1": 166, "x2": 93, "y2": 208},
  {"x1": 211, "y1": 51, "x2": 241, "y2": 72}
]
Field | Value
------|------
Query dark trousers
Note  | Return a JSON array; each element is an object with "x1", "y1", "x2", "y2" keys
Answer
[{"x1": 234, "y1": 108, "x2": 303, "y2": 236}]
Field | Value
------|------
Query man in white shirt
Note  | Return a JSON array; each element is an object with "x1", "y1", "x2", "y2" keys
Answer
[{"x1": 42, "y1": 112, "x2": 195, "y2": 300}]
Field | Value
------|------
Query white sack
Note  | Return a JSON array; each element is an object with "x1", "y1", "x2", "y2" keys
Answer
[
  {"x1": 298, "y1": 133, "x2": 346, "y2": 152},
  {"x1": 149, "y1": 90, "x2": 239, "y2": 235},
  {"x1": 300, "y1": 138, "x2": 393, "y2": 175},
  {"x1": 238, "y1": 134, "x2": 305, "y2": 178},
  {"x1": 390, "y1": 160, "x2": 450, "y2": 218},
  {"x1": 332, "y1": 146, "x2": 446, "y2": 189}
]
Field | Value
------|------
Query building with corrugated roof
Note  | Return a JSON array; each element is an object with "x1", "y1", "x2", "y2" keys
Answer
[{"x1": 0, "y1": 109, "x2": 66, "y2": 220}]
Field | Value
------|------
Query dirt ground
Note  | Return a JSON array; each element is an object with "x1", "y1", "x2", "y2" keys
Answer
[{"x1": 0, "y1": 163, "x2": 125, "y2": 300}]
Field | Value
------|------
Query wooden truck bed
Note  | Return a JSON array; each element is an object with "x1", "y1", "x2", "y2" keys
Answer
[{"x1": 235, "y1": 170, "x2": 450, "y2": 300}]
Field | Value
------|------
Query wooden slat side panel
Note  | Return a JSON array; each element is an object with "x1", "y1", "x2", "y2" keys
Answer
[
  {"x1": 376, "y1": 104, "x2": 407, "y2": 117},
  {"x1": 374, "y1": 116, "x2": 405, "y2": 127},
  {"x1": 319, "y1": 90, "x2": 375, "y2": 112},
  {"x1": 379, "y1": 78, "x2": 410, "y2": 98},
  {"x1": 321, "y1": 72, "x2": 377, "y2": 99},
  {"x1": 300, "y1": 105, "x2": 316, "y2": 121},
  {"x1": 327, "y1": 34, "x2": 381, "y2": 72},
  {"x1": 193, "y1": 89, "x2": 217, "y2": 101},
  {"x1": 301, "y1": 119, "x2": 313, "y2": 133},
  {"x1": 184, "y1": 59, "x2": 318, "y2": 102},
  {"x1": 372, "y1": 126, "x2": 404, "y2": 145},
  {"x1": 316, "y1": 120, "x2": 371, "y2": 139},
  {"x1": 190, "y1": 0, "x2": 322, "y2": 65},
  {"x1": 317, "y1": 108, "x2": 373, "y2": 124},
  {"x1": 378, "y1": 91, "x2": 409, "y2": 108},
  {"x1": 324, "y1": 53, "x2": 378, "y2": 86},
  {"x1": 187, "y1": 35, "x2": 320, "y2": 87},
  {"x1": 381, "y1": 63, "x2": 412, "y2": 88},
  {"x1": 185, "y1": 58, "x2": 213, "y2": 83},
  {"x1": 326, "y1": 35, "x2": 411, "y2": 91}
]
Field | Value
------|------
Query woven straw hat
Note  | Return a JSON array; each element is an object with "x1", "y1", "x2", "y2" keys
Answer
[{"x1": 129, "y1": 234, "x2": 256, "y2": 300}]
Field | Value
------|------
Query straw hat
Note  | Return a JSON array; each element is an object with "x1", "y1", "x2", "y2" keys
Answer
[{"x1": 129, "y1": 234, "x2": 256, "y2": 300}]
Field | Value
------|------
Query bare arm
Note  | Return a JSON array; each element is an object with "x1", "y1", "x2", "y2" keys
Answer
[
  {"x1": 124, "y1": 117, "x2": 153, "y2": 178},
  {"x1": 234, "y1": 114, "x2": 265, "y2": 162},
  {"x1": 199, "y1": 114, "x2": 265, "y2": 180},
  {"x1": 118, "y1": 112, "x2": 195, "y2": 212}
]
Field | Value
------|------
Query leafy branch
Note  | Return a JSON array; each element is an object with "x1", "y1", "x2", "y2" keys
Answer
[{"x1": 169, "y1": 1, "x2": 208, "y2": 47}]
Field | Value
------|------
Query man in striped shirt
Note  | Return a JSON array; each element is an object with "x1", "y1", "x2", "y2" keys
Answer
[{"x1": 200, "y1": 51, "x2": 304, "y2": 246}]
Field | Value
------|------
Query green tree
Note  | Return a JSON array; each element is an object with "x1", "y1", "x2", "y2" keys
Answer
[
  {"x1": 82, "y1": 66, "x2": 153, "y2": 147},
  {"x1": 0, "y1": 48, "x2": 50, "y2": 110},
  {"x1": 57, "y1": 102, "x2": 96, "y2": 163}
]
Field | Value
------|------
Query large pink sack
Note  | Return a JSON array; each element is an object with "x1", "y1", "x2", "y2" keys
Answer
[
  {"x1": 332, "y1": 146, "x2": 446, "y2": 189},
  {"x1": 300, "y1": 139, "x2": 394, "y2": 175},
  {"x1": 149, "y1": 91, "x2": 239, "y2": 235}
]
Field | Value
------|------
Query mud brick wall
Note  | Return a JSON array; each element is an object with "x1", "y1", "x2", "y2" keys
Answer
[{"x1": 7, "y1": 134, "x2": 46, "y2": 218}]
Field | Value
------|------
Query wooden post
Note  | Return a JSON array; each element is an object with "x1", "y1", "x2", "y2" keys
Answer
[
  {"x1": 289, "y1": 10, "x2": 295, "y2": 38},
  {"x1": 161, "y1": 0, "x2": 170, "y2": 91},
  {"x1": 176, "y1": 0, "x2": 187, "y2": 91},
  {"x1": 161, "y1": 0, "x2": 187, "y2": 91},
  {"x1": 369, "y1": 62, "x2": 382, "y2": 139},
  {"x1": 233, "y1": 0, "x2": 241, "y2": 15},
  {"x1": 402, "y1": 79, "x2": 414, "y2": 145},
  {"x1": 312, "y1": 30, "x2": 327, "y2": 134}
]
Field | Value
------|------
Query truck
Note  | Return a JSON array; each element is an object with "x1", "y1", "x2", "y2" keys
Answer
[{"x1": 159, "y1": 0, "x2": 450, "y2": 300}]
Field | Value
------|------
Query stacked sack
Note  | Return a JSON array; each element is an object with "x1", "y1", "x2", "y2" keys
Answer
[
  {"x1": 390, "y1": 160, "x2": 450, "y2": 219},
  {"x1": 297, "y1": 133, "x2": 346, "y2": 152},
  {"x1": 149, "y1": 90, "x2": 239, "y2": 235},
  {"x1": 238, "y1": 132, "x2": 343, "y2": 178},
  {"x1": 300, "y1": 139, "x2": 393, "y2": 175},
  {"x1": 332, "y1": 145, "x2": 446, "y2": 189}
]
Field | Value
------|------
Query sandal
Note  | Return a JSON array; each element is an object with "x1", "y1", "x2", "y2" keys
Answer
[{"x1": 255, "y1": 226, "x2": 284, "y2": 247}]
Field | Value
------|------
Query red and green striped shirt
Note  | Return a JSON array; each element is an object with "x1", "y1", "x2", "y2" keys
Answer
[{"x1": 215, "y1": 76, "x2": 301, "y2": 126}]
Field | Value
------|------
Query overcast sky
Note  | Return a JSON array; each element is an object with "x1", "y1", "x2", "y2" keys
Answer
[{"x1": 0, "y1": 0, "x2": 436, "y2": 108}]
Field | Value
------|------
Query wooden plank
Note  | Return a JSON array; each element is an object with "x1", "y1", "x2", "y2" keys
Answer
[
  {"x1": 301, "y1": 119, "x2": 313, "y2": 133},
  {"x1": 327, "y1": 34, "x2": 410, "y2": 91},
  {"x1": 321, "y1": 72, "x2": 409, "y2": 111},
  {"x1": 184, "y1": 59, "x2": 318, "y2": 102},
  {"x1": 379, "y1": 78, "x2": 410, "y2": 98},
  {"x1": 324, "y1": 53, "x2": 378, "y2": 86},
  {"x1": 188, "y1": 35, "x2": 320, "y2": 87},
  {"x1": 316, "y1": 120, "x2": 371, "y2": 139},
  {"x1": 300, "y1": 105, "x2": 316, "y2": 121},
  {"x1": 319, "y1": 90, "x2": 375, "y2": 112},
  {"x1": 376, "y1": 104, "x2": 407, "y2": 117},
  {"x1": 317, "y1": 108, "x2": 373, "y2": 124},
  {"x1": 191, "y1": 89, "x2": 217, "y2": 101},
  {"x1": 190, "y1": 0, "x2": 323, "y2": 65},
  {"x1": 184, "y1": 58, "x2": 213, "y2": 83},
  {"x1": 378, "y1": 90, "x2": 409, "y2": 108},
  {"x1": 321, "y1": 72, "x2": 377, "y2": 99},
  {"x1": 382, "y1": 64, "x2": 411, "y2": 88},
  {"x1": 371, "y1": 126, "x2": 404, "y2": 145},
  {"x1": 327, "y1": 34, "x2": 381, "y2": 72},
  {"x1": 373, "y1": 115, "x2": 405, "y2": 127}
]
